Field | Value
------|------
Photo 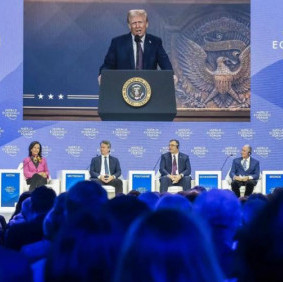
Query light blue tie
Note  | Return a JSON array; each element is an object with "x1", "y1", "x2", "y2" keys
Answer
[
  {"x1": 243, "y1": 159, "x2": 247, "y2": 171},
  {"x1": 104, "y1": 157, "x2": 110, "y2": 175}
]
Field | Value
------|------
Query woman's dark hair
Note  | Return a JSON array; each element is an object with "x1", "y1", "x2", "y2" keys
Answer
[{"x1": 28, "y1": 141, "x2": 42, "y2": 157}]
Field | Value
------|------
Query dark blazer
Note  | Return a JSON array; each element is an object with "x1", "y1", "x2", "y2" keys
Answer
[
  {"x1": 159, "y1": 152, "x2": 191, "y2": 177},
  {"x1": 90, "y1": 155, "x2": 121, "y2": 179},
  {"x1": 229, "y1": 157, "x2": 260, "y2": 180},
  {"x1": 99, "y1": 33, "x2": 172, "y2": 73}
]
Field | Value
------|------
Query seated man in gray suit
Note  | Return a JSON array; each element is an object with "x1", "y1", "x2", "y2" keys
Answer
[
  {"x1": 229, "y1": 144, "x2": 260, "y2": 198},
  {"x1": 90, "y1": 140, "x2": 123, "y2": 195},
  {"x1": 159, "y1": 139, "x2": 191, "y2": 193}
]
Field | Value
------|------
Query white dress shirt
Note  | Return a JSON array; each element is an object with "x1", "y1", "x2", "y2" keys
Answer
[{"x1": 100, "y1": 155, "x2": 110, "y2": 176}]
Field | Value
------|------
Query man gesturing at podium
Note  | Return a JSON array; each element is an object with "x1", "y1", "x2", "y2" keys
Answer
[
  {"x1": 98, "y1": 9, "x2": 173, "y2": 83},
  {"x1": 90, "y1": 140, "x2": 123, "y2": 195},
  {"x1": 159, "y1": 139, "x2": 191, "y2": 193}
]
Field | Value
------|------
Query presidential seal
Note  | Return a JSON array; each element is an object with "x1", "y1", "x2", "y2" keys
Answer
[{"x1": 122, "y1": 77, "x2": 151, "y2": 107}]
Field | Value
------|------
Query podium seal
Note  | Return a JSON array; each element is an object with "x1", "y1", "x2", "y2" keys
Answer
[{"x1": 122, "y1": 77, "x2": 151, "y2": 107}]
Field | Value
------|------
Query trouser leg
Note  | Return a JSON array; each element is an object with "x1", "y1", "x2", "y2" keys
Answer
[
  {"x1": 159, "y1": 176, "x2": 171, "y2": 193},
  {"x1": 231, "y1": 180, "x2": 241, "y2": 198},
  {"x1": 27, "y1": 174, "x2": 47, "y2": 191},
  {"x1": 93, "y1": 178, "x2": 123, "y2": 195},
  {"x1": 178, "y1": 176, "x2": 191, "y2": 191},
  {"x1": 108, "y1": 179, "x2": 123, "y2": 195},
  {"x1": 245, "y1": 180, "x2": 257, "y2": 197}
]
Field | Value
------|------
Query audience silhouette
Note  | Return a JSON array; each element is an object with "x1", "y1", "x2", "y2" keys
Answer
[{"x1": 1, "y1": 183, "x2": 282, "y2": 282}]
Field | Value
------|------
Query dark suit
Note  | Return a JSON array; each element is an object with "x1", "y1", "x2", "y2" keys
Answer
[
  {"x1": 229, "y1": 157, "x2": 260, "y2": 197},
  {"x1": 159, "y1": 152, "x2": 191, "y2": 192},
  {"x1": 99, "y1": 33, "x2": 172, "y2": 73},
  {"x1": 89, "y1": 155, "x2": 123, "y2": 195}
]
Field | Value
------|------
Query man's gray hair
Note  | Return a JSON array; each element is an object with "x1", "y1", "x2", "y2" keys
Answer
[
  {"x1": 127, "y1": 9, "x2": 148, "y2": 23},
  {"x1": 244, "y1": 144, "x2": 252, "y2": 154}
]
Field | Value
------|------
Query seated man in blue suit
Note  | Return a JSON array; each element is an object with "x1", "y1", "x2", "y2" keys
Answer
[
  {"x1": 159, "y1": 139, "x2": 191, "y2": 193},
  {"x1": 90, "y1": 140, "x2": 123, "y2": 195},
  {"x1": 98, "y1": 9, "x2": 173, "y2": 83},
  {"x1": 229, "y1": 144, "x2": 260, "y2": 198}
]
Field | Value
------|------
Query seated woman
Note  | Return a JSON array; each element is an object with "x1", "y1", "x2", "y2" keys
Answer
[{"x1": 23, "y1": 141, "x2": 49, "y2": 191}]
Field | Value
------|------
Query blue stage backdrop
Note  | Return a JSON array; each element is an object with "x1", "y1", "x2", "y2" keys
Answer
[{"x1": 1, "y1": 0, "x2": 283, "y2": 181}]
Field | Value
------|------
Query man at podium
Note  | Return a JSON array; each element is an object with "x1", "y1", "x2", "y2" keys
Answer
[
  {"x1": 98, "y1": 9, "x2": 173, "y2": 83},
  {"x1": 89, "y1": 140, "x2": 123, "y2": 195},
  {"x1": 159, "y1": 139, "x2": 192, "y2": 192}
]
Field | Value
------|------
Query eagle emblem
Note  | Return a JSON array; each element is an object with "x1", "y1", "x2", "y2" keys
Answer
[{"x1": 177, "y1": 38, "x2": 250, "y2": 108}]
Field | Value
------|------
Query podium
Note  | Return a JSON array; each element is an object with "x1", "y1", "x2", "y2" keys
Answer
[{"x1": 99, "y1": 70, "x2": 176, "y2": 121}]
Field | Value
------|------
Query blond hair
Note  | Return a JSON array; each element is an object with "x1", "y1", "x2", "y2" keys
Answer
[{"x1": 127, "y1": 9, "x2": 148, "y2": 23}]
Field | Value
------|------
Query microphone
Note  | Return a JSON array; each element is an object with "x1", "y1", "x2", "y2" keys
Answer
[
  {"x1": 153, "y1": 155, "x2": 161, "y2": 172},
  {"x1": 134, "y1": 35, "x2": 141, "y2": 43},
  {"x1": 220, "y1": 153, "x2": 234, "y2": 171}
]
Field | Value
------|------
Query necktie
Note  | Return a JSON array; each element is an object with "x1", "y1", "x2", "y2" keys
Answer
[
  {"x1": 172, "y1": 155, "x2": 177, "y2": 175},
  {"x1": 135, "y1": 35, "x2": 143, "y2": 70},
  {"x1": 243, "y1": 159, "x2": 247, "y2": 171},
  {"x1": 104, "y1": 157, "x2": 110, "y2": 175}
]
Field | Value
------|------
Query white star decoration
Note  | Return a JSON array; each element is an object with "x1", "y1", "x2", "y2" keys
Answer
[{"x1": 37, "y1": 93, "x2": 64, "y2": 100}]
